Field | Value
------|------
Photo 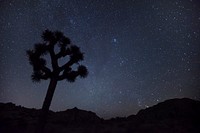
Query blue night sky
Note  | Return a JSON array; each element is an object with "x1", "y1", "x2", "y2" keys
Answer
[{"x1": 0, "y1": 0, "x2": 200, "y2": 118}]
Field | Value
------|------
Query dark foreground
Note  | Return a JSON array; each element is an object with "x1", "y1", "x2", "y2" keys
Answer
[{"x1": 0, "y1": 98, "x2": 200, "y2": 133}]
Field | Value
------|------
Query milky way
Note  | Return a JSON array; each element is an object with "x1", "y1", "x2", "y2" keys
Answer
[{"x1": 0, "y1": 0, "x2": 200, "y2": 118}]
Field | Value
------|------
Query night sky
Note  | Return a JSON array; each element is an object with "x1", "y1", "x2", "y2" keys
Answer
[{"x1": 0, "y1": 0, "x2": 200, "y2": 118}]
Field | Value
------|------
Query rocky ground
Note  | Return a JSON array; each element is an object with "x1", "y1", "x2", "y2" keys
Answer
[{"x1": 0, "y1": 98, "x2": 200, "y2": 133}]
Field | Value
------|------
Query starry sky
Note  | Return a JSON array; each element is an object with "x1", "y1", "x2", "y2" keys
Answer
[{"x1": 0, "y1": 0, "x2": 200, "y2": 119}]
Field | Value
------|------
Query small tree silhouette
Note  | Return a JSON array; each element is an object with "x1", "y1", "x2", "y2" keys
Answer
[{"x1": 27, "y1": 30, "x2": 88, "y2": 133}]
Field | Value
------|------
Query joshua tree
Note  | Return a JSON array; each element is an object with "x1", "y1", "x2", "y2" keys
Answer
[{"x1": 27, "y1": 30, "x2": 88, "y2": 133}]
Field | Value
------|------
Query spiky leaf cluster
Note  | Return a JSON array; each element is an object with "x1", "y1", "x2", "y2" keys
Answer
[{"x1": 27, "y1": 30, "x2": 88, "y2": 83}]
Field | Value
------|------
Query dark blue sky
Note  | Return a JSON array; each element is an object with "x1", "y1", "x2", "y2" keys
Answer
[{"x1": 0, "y1": 0, "x2": 200, "y2": 118}]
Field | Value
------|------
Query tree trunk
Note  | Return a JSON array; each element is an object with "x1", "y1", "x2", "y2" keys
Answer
[{"x1": 35, "y1": 78, "x2": 58, "y2": 133}]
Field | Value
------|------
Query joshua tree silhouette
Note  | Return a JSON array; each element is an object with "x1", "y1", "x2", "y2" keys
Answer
[{"x1": 27, "y1": 30, "x2": 88, "y2": 133}]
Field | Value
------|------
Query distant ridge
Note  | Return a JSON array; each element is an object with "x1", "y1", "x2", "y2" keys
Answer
[{"x1": 0, "y1": 98, "x2": 200, "y2": 133}]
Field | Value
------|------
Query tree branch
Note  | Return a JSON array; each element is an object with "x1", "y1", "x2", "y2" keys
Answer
[
  {"x1": 59, "y1": 59, "x2": 74, "y2": 72},
  {"x1": 41, "y1": 66, "x2": 51, "y2": 76},
  {"x1": 55, "y1": 48, "x2": 70, "y2": 59},
  {"x1": 58, "y1": 73, "x2": 66, "y2": 81},
  {"x1": 39, "y1": 74, "x2": 49, "y2": 80},
  {"x1": 48, "y1": 43, "x2": 58, "y2": 70},
  {"x1": 58, "y1": 71, "x2": 79, "y2": 81}
]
